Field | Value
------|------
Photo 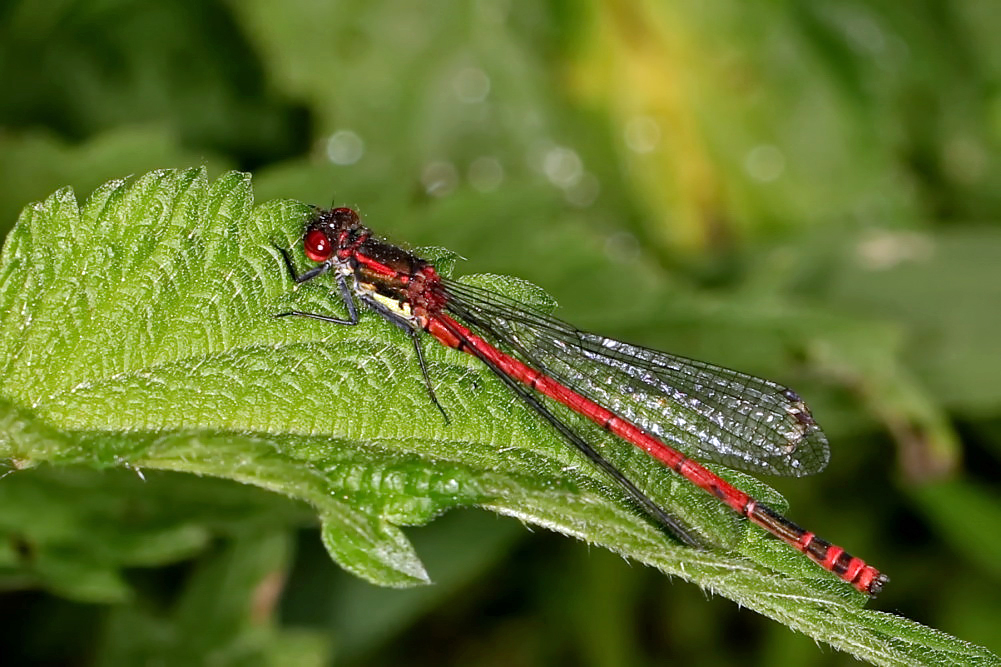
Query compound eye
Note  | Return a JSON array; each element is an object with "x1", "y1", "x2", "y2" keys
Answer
[{"x1": 303, "y1": 228, "x2": 333, "y2": 262}]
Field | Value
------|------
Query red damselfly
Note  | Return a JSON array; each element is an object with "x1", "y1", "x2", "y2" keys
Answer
[{"x1": 276, "y1": 207, "x2": 887, "y2": 595}]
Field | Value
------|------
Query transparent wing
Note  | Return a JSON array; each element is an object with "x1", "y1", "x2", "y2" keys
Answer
[{"x1": 441, "y1": 279, "x2": 829, "y2": 477}]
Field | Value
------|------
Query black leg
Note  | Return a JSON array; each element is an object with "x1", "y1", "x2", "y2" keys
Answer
[
  {"x1": 275, "y1": 310, "x2": 357, "y2": 325},
  {"x1": 276, "y1": 243, "x2": 331, "y2": 284},
  {"x1": 275, "y1": 241, "x2": 359, "y2": 323},
  {"x1": 406, "y1": 327, "x2": 450, "y2": 424},
  {"x1": 275, "y1": 241, "x2": 449, "y2": 423},
  {"x1": 276, "y1": 273, "x2": 360, "y2": 325},
  {"x1": 360, "y1": 295, "x2": 450, "y2": 424}
]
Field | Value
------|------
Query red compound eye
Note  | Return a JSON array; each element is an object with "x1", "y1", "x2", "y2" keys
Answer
[{"x1": 304, "y1": 228, "x2": 333, "y2": 262}]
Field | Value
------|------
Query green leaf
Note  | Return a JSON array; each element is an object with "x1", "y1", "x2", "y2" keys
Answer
[
  {"x1": 96, "y1": 528, "x2": 332, "y2": 667},
  {"x1": 0, "y1": 169, "x2": 996, "y2": 666},
  {"x1": 0, "y1": 463, "x2": 311, "y2": 604}
]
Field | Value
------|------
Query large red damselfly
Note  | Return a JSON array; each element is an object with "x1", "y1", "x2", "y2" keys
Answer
[{"x1": 276, "y1": 207, "x2": 887, "y2": 596}]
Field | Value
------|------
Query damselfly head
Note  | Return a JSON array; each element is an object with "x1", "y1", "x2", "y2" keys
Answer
[{"x1": 303, "y1": 207, "x2": 364, "y2": 262}]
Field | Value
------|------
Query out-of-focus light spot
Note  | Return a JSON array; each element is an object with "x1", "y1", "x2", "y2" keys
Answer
[
  {"x1": 845, "y1": 13, "x2": 886, "y2": 54},
  {"x1": 943, "y1": 136, "x2": 987, "y2": 184},
  {"x1": 543, "y1": 146, "x2": 583, "y2": 188},
  {"x1": 325, "y1": 130, "x2": 364, "y2": 165},
  {"x1": 564, "y1": 172, "x2": 600, "y2": 208},
  {"x1": 744, "y1": 144, "x2": 785, "y2": 182},
  {"x1": 819, "y1": 6, "x2": 888, "y2": 57},
  {"x1": 422, "y1": 161, "x2": 459, "y2": 197},
  {"x1": 468, "y1": 157, "x2": 505, "y2": 192},
  {"x1": 624, "y1": 116, "x2": 661, "y2": 153},
  {"x1": 605, "y1": 231, "x2": 640, "y2": 262},
  {"x1": 454, "y1": 67, "x2": 491, "y2": 103},
  {"x1": 476, "y1": 0, "x2": 510, "y2": 24},
  {"x1": 856, "y1": 230, "x2": 934, "y2": 271},
  {"x1": 886, "y1": 34, "x2": 910, "y2": 65}
]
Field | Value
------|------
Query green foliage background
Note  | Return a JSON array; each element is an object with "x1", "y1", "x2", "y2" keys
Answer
[{"x1": 1, "y1": 1, "x2": 1000, "y2": 665}]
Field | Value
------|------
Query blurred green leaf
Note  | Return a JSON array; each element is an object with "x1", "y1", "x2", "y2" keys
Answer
[
  {"x1": 825, "y1": 227, "x2": 1001, "y2": 415},
  {"x1": 0, "y1": 126, "x2": 232, "y2": 240},
  {"x1": 0, "y1": 0, "x2": 306, "y2": 166},
  {"x1": 0, "y1": 464, "x2": 310, "y2": 603},
  {"x1": 96, "y1": 529, "x2": 332, "y2": 667},
  {"x1": 911, "y1": 479, "x2": 1001, "y2": 581}
]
